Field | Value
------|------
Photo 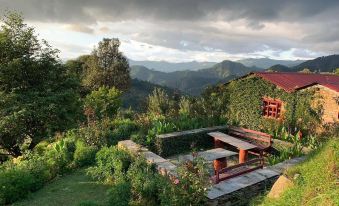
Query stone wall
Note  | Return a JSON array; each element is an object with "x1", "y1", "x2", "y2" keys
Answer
[
  {"x1": 156, "y1": 126, "x2": 228, "y2": 157},
  {"x1": 317, "y1": 86, "x2": 339, "y2": 123}
]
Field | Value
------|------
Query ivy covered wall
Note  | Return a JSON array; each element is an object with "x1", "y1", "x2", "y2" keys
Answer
[{"x1": 214, "y1": 75, "x2": 322, "y2": 134}]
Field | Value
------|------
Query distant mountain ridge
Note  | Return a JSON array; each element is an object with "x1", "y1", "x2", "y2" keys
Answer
[
  {"x1": 268, "y1": 54, "x2": 339, "y2": 72},
  {"x1": 130, "y1": 54, "x2": 339, "y2": 96},
  {"x1": 129, "y1": 59, "x2": 216, "y2": 72},
  {"x1": 131, "y1": 60, "x2": 258, "y2": 95},
  {"x1": 122, "y1": 79, "x2": 176, "y2": 110},
  {"x1": 237, "y1": 58, "x2": 304, "y2": 69},
  {"x1": 292, "y1": 55, "x2": 339, "y2": 72}
]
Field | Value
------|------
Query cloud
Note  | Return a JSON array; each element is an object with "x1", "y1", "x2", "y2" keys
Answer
[
  {"x1": 64, "y1": 24, "x2": 94, "y2": 34},
  {"x1": 1, "y1": 0, "x2": 339, "y2": 61}
]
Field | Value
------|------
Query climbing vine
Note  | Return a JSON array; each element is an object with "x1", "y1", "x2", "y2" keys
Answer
[{"x1": 211, "y1": 76, "x2": 322, "y2": 135}]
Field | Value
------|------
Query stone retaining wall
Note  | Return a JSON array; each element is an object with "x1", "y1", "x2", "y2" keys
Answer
[{"x1": 156, "y1": 125, "x2": 228, "y2": 157}]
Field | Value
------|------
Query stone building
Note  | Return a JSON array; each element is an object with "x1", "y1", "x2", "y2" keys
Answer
[
  {"x1": 251, "y1": 72, "x2": 339, "y2": 124},
  {"x1": 225, "y1": 72, "x2": 339, "y2": 132}
]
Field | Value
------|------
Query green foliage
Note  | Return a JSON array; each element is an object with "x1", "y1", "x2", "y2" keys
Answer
[
  {"x1": 83, "y1": 38, "x2": 130, "y2": 91},
  {"x1": 77, "y1": 201, "x2": 100, "y2": 206},
  {"x1": 0, "y1": 137, "x2": 78, "y2": 204},
  {"x1": 84, "y1": 86, "x2": 122, "y2": 121},
  {"x1": 107, "y1": 181, "x2": 131, "y2": 206},
  {"x1": 73, "y1": 140, "x2": 97, "y2": 167},
  {"x1": 159, "y1": 157, "x2": 211, "y2": 206},
  {"x1": 259, "y1": 139, "x2": 339, "y2": 206},
  {"x1": 335, "y1": 68, "x2": 339, "y2": 75},
  {"x1": 268, "y1": 128, "x2": 305, "y2": 165},
  {"x1": 87, "y1": 146, "x2": 132, "y2": 183},
  {"x1": 127, "y1": 157, "x2": 160, "y2": 205},
  {"x1": 210, "y1": 76, "x2": 321, "y2": 134},
  {"x1": 147, "y1": 88, "x2": 173, "y2": 116},
  {"x1": 0, "y1": 167, "x2": 36, "y2": 204},
  {"x1": 78, "y1": 118, "x2": 138, "y2": 147},
  {"x1": 0, "y1": 12, "x2": 81, "y2": 157}
]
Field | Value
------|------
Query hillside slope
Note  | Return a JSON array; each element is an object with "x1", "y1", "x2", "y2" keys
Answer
[
  {"x1": 131, "y1": 60, "x2": 256, "y2": 95},
  {"x1": 238, "y1": 58, "x2": 304, "y2": 69},
  {"x1": 256, "y1": 138, "x2": 338, "y2": 206},
  {"x1": 122, "y1": 78, "x2": 176, "y2": 110},
  {"x1": 129, "y1": 59, "x2": 216, "y2": 72},
  {"x1": 292, "y1": 54, "x2": 339, "y2": 72}
]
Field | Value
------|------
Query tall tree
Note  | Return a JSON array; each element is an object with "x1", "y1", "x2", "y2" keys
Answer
[
  {"x1": 83, "y1": 38, "x2": 131, "y2": 91},
  {"x1": 0, "y1": 12, "x2": 81, "y2": 157}
]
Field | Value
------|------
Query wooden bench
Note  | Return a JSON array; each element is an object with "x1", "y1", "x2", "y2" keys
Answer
[
  {"x1": 227, "y1": 126, "x2": 272, "y2": 156},
  {"x1": 212, "y1": 158, "x2": 264, "y2": 183}
]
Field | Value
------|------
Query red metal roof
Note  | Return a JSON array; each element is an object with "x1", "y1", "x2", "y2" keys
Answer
[{"x1": 253, "y1": 72, "x2": 339, "y2": 93}]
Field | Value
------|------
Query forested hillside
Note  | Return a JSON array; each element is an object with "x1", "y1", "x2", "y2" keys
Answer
[
  {"x1": 268, "y1": 55, "x2": 339, "y2": 72},
  {"x1": 122, "y1": 79, "x2": 176, "y2": 110},
  {"x1": 131, "y1": 60, "x2": 256, "y2": 95},
  {"x1": 292, "y1": 54, "x2": 339, "y2": 72},
  {"x1": 129, "y1": 59, "x2": 216, "y2": 72}
]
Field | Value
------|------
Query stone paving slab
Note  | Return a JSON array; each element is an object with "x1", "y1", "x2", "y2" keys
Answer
[
  {"x1": 207, "y1": 168, "x2": 280, "y2": 199},
  {"x1": 143, "y1": 151, "x2": 168, "y2": 164},
  {"x1": 180, "y1": 148, "x2": 237, "y2": 162},
  {"x1": 269, "y1": 156, "x2": 307, "y2": 173},
  {"x1": 207, "y1": 156, "x2": 306, "y2": 200},
  {"x1": 118, "y1": 140, "x2": 144, "y2": 153}
]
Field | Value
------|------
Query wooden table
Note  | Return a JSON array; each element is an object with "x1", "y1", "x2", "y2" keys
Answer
[
  {"x1": 208, "y1": 132, "x2": 257, "y2": 163},
  {"x1": 180, "y1": 148, "x2": 237, "y2": 174}
]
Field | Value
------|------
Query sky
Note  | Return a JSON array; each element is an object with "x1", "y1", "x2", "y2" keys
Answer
[{"x1": 1, "y1": 0, "x2": 339, "y2": 62}]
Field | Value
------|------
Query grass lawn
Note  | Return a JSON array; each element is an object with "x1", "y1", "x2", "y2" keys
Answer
[
  {"x1": 12, "y1": 168, "x2": 110, "y2": 206},
  {"x1": 254, "y1": 138, "x2": 339, "y2": 206}
]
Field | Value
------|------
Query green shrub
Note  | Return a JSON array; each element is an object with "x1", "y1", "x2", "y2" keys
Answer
[
  {"x1": 87, "y1": 146, "x2": 132, "y2": 183},
  {"x1": 73, "y1": 141, "x2": 97, "y2": 167},
  {"x1": 0, "y1": 168, "x2": 36, "y2": 204},
  {"x1": 45, "y1": 138, "x2": 75, "y2": 175},
  {"x1": 107, "y1": 181, "x2": 131, "y2": 206},
  {"x1": 78, "y1": 118, "x2": 138, "y2": 147},
  {"x1": 109, "y1": 118, "x2": 139, "y2": 145},
  {"x1": 127, "y1": 157, "x2": 160, "y2": 205},
  {"x1": 159, "y1": 157, "x2": 211, "y2": 206},
  {"x1": 33, "y1": 140, "x2": 50, "y2": 155},
  {"x1": 84, "y1": 86, "x2": 122, "y2": 121}
]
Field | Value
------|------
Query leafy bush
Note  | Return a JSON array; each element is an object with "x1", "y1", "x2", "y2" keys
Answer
[
  {"x1": 87, "y1": 146, "x2": 132, "y2": 183},
  {"x1": 33, "y1": 140, "x2": 50, "y2": 155},
  {"x1": 127, "y1": 157, "x2": 160, "y2": 205},
  {"x1": 107, "y1": 181, "x2": 131, "y2": 206},
  {"x1": 147, "y1": 88, "x2": 173, "y2": 116},
  {"x1": 84, "y1": 86, "x2": 122, "y2": 121},
  {"x1": 159, "y1": 157, "x2": 211, "y2": 206},
  {"x1": 73, "y1": 140, "x2": 97, "y2": 167},
  {"x1": 0, "y1": 168, "x2": 36, "y2": 204},
  {"x1": 78, "y1": 118, "x2": 138, "y2": 147},
  {"x1": 45, "y1": 138, "x2": 75, "y2": 175}
]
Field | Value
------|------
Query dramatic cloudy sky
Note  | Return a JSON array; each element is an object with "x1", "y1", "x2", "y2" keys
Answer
[{"x1": 1, "y1": 0, "x2": 339, "y2": 62}]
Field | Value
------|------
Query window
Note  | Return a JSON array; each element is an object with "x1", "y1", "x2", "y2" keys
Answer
[{"x1": 262, "y1": 98, "x2": 282, "y2": 119}]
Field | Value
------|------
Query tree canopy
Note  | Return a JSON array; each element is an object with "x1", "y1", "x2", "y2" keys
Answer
[
  {"x1": 83, "y1": 38, "x2": 130, "y2": 91},
  {"x1": 0, "y1": 12, "x2": 81, "y2": 156}
]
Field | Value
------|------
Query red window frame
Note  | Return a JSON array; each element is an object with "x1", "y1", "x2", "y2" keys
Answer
[{"x1": 262, "y1": 98, "x2": 282, "y2": 119}]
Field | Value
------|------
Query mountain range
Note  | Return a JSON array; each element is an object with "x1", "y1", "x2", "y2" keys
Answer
[
  {"x1": 130, "y1": 54, "x2": 339, "y2": 96},
  {"x1": 129, "y1": 59, "x2": 216, "y2": 72},
  {"x1": 130, "y1": 60, "x2": 258, "y2": 95},
  {"x1": 237, "y1": 58, "x2": 304, "y2": 69}
]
